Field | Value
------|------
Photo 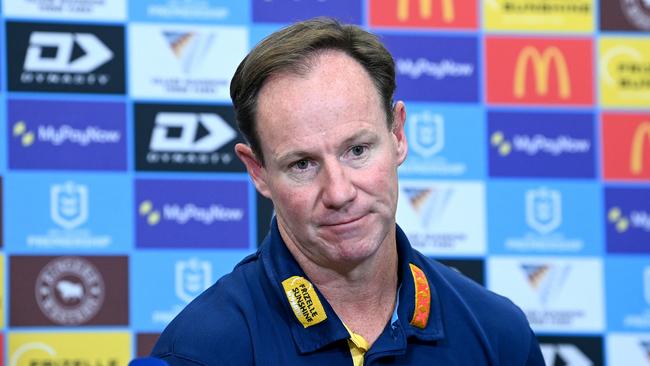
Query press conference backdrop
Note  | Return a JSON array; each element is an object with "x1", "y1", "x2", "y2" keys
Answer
[{"x1": 1, "y1": 0, "x2": 649, "y2": 365}]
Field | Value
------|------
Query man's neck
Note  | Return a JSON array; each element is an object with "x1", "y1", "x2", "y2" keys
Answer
[{"x1": 281, "y1": 228, "x2": 399, "y2": 346}]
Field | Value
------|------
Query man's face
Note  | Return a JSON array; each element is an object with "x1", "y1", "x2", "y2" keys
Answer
[{"x1": 237, "y1": 51, "x2": 407, "y2": 268}]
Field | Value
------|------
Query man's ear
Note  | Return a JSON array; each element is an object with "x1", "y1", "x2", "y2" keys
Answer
[
  {"x1": 235, "y1": 143, "x2": 271, "y2": 198},
  {"x1": 392, "y1": 101, "x2": 408, "y2": 166}
]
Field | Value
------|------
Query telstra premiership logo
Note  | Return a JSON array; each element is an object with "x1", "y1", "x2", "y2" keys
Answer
[
  {"x1": 50, "y1": 181, "x2": 89, "y2": 230},
  {"x1": 175, "y1": 258, "x2": 212, "y2": 303},
  {"x1": 514, "y1": 46, "x2": 571, "y2": 100},
  {"x1": 631, "y1": 122, "x2": 650, "y2": 175},
  {"x1": 408, "y1": 110, "x2": 444, "y2": 158},
  {"x1": 397, "y1": 0, "x2": 455, "y2": 23},
  {"x1": 12, "y1": 121, "x2": 35, "y2": 147},
  {"x1": 526, "y1": 187, "x2": 562, "y2": 235}
]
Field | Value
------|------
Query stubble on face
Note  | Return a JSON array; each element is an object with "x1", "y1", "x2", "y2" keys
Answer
[{"x1": 253, "y1": 50, "x2": 405, "y2": 273}]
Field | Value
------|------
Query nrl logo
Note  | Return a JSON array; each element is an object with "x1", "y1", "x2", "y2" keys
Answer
[{"x1": 408, "y1": 110, "x2": 444, "y2": 158}]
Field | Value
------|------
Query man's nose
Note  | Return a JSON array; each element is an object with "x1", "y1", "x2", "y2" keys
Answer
[{"x1": 321, "y1": 161, "x2": 357, "y2": 209}]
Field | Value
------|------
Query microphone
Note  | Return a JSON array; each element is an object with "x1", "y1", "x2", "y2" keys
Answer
[{"x1": 129, "y1": 357, "x2": 170, "y2": 366}]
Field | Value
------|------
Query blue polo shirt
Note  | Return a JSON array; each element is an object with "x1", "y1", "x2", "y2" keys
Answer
[{"x1": 152, "y1": 220, "x2": 545, "y2": 365}]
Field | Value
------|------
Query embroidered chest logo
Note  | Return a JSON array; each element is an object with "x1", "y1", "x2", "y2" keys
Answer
[
  {"x1": 409, "y1": 263, "x2": 431, "y2": 329},
  {"x1": 282, "y1": 276, "x2": 327, "y2": 328}
]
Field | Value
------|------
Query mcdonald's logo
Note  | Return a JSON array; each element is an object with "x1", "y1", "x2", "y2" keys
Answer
[
  {"x1": 631, "y1": 122, "x2": 650, "y2": 175},
  {"x1": 397, "y1": 0, "x2": 454, "y2": 22},
  {"x1": 514, "y1": 46, "x2": 571, "y2": 99},
  {"x1": 369, "y1": 0, "x2": 476, "y2": 29},
  {"x1": 486, "y1": 38, "x2": 592, "y2": 105},
  {"x1": 603, "y1": 114, "x2": 650, "y2": 181}
]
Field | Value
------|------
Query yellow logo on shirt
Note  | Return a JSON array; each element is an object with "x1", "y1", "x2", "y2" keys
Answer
[{"x1": 282, "y1": 276, "x2": 327, "y2": 328}]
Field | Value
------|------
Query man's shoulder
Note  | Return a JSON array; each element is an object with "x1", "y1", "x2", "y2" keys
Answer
[
  {"x1": 151, "y1": 252, "x2": 265, "y2": 364},
  {"x1": 414, "y1": 252, "x2": 530, "y2": 333}
]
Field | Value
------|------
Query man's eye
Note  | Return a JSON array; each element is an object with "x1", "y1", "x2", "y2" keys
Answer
[
  {"x1": 293, "y1": 159, "x2": 310, "y2": 170},
  {"x1": 351, "y1": 145, "x2": 367, "y2": 156}
]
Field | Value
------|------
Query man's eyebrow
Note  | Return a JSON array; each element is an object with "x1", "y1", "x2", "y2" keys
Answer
[{"x1": 275, "y1": 129, "x2": 379, "y2": 165}]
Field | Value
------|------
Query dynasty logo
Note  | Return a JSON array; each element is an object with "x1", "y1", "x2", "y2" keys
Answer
[
  {"x1": 35, "y1": 256, "x2": 105, "y2": 325},
  {"x1": 135, "y1": 104, "x2": 244, "y2": 172},
  {"x1": 7, "y1": 22, "x2": 125, "y2": 93}
]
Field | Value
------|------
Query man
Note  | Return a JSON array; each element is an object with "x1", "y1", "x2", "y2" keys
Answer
[{"x1": 152, "y1": 17, "x2": 545, "y2": 365}]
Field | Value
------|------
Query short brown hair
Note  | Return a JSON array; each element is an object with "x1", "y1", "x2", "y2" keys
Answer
[{"x1": 230, "y1": 17, "x2": 396, "y2": 164}]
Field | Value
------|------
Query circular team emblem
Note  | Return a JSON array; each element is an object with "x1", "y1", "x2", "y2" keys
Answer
[
  {"x1": 35, "y1": 256, "x2": 105, "y2": 325},
  {"x1": 621, "y1": 0, "x2": 650, "y2": 30}
]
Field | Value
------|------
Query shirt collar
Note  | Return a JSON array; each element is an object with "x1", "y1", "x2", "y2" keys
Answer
[{"x1": 260, "y1": 218, "x2": 444, "y2": 354}]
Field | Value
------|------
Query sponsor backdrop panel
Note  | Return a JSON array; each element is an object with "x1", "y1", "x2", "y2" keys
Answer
[
  {"x1": 0, "y1": 1, "x2": 648, "y2": 363},
  {"x1": 128, "y1": 23, "x2": 248, "y2": 101},
  {"x1": 135, "y1": 178, "x2": 250, "y2": 249},
  {"x1": 599, "y1": 38, "x2": 650, "y2": 108},
  {"x1": 602, "y1": 112, "x2": 650, "y2": 182},
  {"x1": 380, "y1": 33, "x2": 479, "y2": 103},
  {"x1": 129, "y1": 0, "x2": 250, "y2": 24},
  {"x1": 8, "y1": 99, "x2": 127, "y2": 171},
  {"x1": 487, "y1": 180, "x2": 603, "y2": 256},
  {"x1": 131, "y1": 250, "x2": 248, "y2": 331},
  {"x1": 6, "y1": 21, "x2": 126, "y2": 94},
  {"x1": 399, "y1": 103, "x2": 485, "y2": 179},
  {"x1": 488, "y1": 256, "x2": 605, "y2": 333},
  {"x1": 4, "y1": 173, "x2": 133, "y2": 254},
  {"x1": 396, "y1": 180, "x2": 486, "y2": 256},
  {"x1": 607, "y1": 333, "x2": 650, "y2": 366},
  {"x1": 606, "y1": 256, "x2": 650, "y2": 332},
  {"x1": 3, "y1": 0, "x2": 127, "y2": 21},
  {"x1": 8, "y1": 332, "x2": 131, "y2": 366},
  {"x1": 538, "y1": 335, "x2": 603, "y2": 366},
  {"x1": 368, "y1": 0, "x2": 477, "y2": 30},
  {"x1": 10, "y1": 255, "x2": 128, "y2": 327},
  {"x1": 605, "y1": 187, "x2": 650, "y2": 254},
  {"x1": 483, "y1": 0, "x2": 594, "y2": 32},
  {"x1": 488, "y1": 110, "x2": 596, "y2": 178}
]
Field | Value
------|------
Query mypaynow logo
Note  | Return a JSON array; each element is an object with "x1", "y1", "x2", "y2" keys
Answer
[
  {"x1": 8, "y1": 99, "x2": 127, "y2": 170},
  {"x1": 396, "y1": 58, "x2": 473, "y2": 79},
  {"x1": 13, "y1": 121, "x2": 121, "y2": 147},
  {"x1": 369, "y1": 0, "x2": 476, "y2": 29},
  {"x1": 490, "y1": 131, "x2": 590, "y2": 156},
  {"x1": 488, "y1": 111, "x2": 595, "y2": 178},
  {"x1": 606, "y1": 187, "x2": 650, "y2": 253},
  {"x1": 139, "y1": 200, "x2": 244, "y2": 226},
  {"x1": 136, "y1": 179, "x2": 249, "y2": 249},
  {"x1": 381, "y1": 34, "x2": 478, "y2": 102},
  {"x1": 486, "y1": 37, "x2": 592, "y2": 105},
  {"x1": 603, "y1": 114, "x2": 650, "y2": 181}
]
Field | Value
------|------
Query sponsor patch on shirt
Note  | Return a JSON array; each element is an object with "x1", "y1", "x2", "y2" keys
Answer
[
  {"x1": 409, "y1": 263, "x2": 431, "y2": 329},
  {"x1": 282, "y1": 276, "x2": 327, "y2": 328}
]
